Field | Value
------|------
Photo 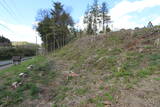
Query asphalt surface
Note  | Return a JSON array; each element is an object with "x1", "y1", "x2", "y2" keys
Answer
[
  {"x1": 0, "y1": 64, "x2": 12, "y2": 70},
  {"x1": 0, "y1": 57, "x2": 32, "y2": 70},
  {"x1": 0, "y1": 60, "x2": 12, "y2": 67}
]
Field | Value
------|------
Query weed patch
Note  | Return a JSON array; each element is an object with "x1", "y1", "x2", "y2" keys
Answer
[{"x1": 75, "y1": 88, "x2": 88, "y2": 95}]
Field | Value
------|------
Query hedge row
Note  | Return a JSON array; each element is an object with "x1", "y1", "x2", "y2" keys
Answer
[{"x1": 0, "y1": 47, "x2": 36, "y2": 60}]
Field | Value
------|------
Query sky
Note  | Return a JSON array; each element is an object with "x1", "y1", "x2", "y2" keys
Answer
[{"x1": 0, "y1": 0, "x2": 160, "y2": 44}]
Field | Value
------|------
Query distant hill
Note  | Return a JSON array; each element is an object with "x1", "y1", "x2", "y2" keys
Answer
[
  {"x1": 12, "y1": 41, "x2": 38, "y2": 46},
  {"x1": 12, "y1": 41, "x2": 40, "y2": 48}
]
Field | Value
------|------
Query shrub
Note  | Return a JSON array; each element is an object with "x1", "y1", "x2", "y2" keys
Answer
[{"x1": 0, "y1": 47, "x2": 36, "y2": 60}]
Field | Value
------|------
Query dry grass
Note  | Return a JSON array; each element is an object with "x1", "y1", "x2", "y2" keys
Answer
[{"x1": 1, "y1": 27, "x2": 160, "y2": 107}]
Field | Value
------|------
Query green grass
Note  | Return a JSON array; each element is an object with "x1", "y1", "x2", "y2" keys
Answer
[
  {"x1": 50, "y1": 30, "x2": 160, "y2": 106},
  {"x1": 1, "y1": 28, "x2": 160, "y2": 106},
  {"x1": 0, "y1": 56, "x2": 45, "y2": 75},
  {"x1": 75, "y1": 88, "x2": 88, "y2": 95},
  {"x1": 96, "y1": 49, "x2": 108, "y2": 56},
  {"x1": 154, "y1": 77, "x2": 160, "y2": 81},
  {"x1": 148, "y1": 53, "x2": 160, "y2": 66},
  {"x1": 0, "y1": 56, "x2": 57, "y2": 106},
  {"x1": 136, "y1": 69, "x2": 152, "y2": 78},
  {"x1": 88, "y1": 96, "x2": 104, "y2": 105},
  {"x1": 87, "y1": 93, "x2": 113, "y2": 107}
]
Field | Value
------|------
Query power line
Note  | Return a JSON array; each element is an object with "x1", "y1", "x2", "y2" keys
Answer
[
  {"x1": 0, "y1": 0, "x2": 24, "y2": 38},
  {"x1": 0, "y1": 1, "x2": 15, "y2": 17},
  {"x1": 0, "y1": 23, "x2": 14, "y2": 33},
  {"x1": 3, "y1": 0, "x2": 24, "y2": 23},
  {"x1": 0, "y1": 0, "x2": 21, "y2": 24},
  {"x1": 2, "y1": 0, "x2": 17, "y2": 17},
  {"x1": 9, "y1": 0, "x2": 24, "y2": 17}
]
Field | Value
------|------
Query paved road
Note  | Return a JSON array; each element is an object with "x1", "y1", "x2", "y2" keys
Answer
[
  {"x1": 0, "y1": 64, "x2": 12, "y2": 70},
  {"x1": 0, "y1": 60, "x2": 12, "y2": 67},
  {"x1": 0, "y1": 57, "x2": 32, "y2": 70}
]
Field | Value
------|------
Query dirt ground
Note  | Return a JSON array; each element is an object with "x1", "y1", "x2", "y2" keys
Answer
[{"x1": 115, "y1": 72, "x2": 160, "y2": 107}]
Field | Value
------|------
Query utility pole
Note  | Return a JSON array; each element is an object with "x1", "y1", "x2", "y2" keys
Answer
[{"x1": 36, "y1": 36, "x2": 38, "y2": 56}]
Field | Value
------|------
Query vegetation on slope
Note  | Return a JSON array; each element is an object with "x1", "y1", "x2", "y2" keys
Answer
[
  {"x1": 50, "y1": 28, "x2": 160, "y2": 106},
  {"x1": 0, "y1": 28, "x2": 160, "y2": 106},
  {"x1": 0, "y1": 56, "x2": 56, "y2": 106}
]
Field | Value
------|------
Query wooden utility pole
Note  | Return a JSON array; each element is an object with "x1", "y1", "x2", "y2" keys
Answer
[{"x1": 36, "y1": 36, "x2": 38, "y2": 56}]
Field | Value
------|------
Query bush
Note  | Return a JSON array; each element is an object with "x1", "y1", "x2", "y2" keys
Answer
[
  {"x1": 106, "y1": 27, "x2": 111, "y2": 32},
  {"x1": 0, "y1": 47, "x2": 36, "y2": 60}
]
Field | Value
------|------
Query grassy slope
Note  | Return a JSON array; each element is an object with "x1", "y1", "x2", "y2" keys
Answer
[
  {"x1": 0, "y1": 28, "x2": 160, "y2": 107},
  {"x1": 0, "y1": 56, "x2": 58, "y2": 106},
  {"x1": 51, "y1": 28, "x2": 160, "y2": 106}
]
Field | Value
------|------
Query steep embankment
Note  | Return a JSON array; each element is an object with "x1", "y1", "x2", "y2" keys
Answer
[
  {"x1": 0, "y1": 28, "x2": 160, "y2": 107},
  {"x1": 50, "y1": 28, "x2": 160, "y2": 107}
]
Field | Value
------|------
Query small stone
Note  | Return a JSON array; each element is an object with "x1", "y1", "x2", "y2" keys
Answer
[
  {"x1": 63, "y1": 71, "x2": 79, "y2": 77},
  {"x1": 18, "y1": 82, "x2": 22, "y2": 86},
  {"x1": 19, "y1": 73, "x2": 27, "y2": 78},
  {"x1": 103, "y1": 101, "x2": 111, "y2": 105},
  {"x1": 99, "y1": 80, "x2": 104, "y2": 84},
  {"x1": 12, "y1": 82, "x2": 18, "y2": 89},
  {"x1": 69, "y1": 72, "x2": 79, "y2": 77},
  {"x1": 117, "y1": 67, "x2": 121, "y2": 72},
  {"x1": 11, "y1": 81, "x2": 22, "y2": 89},
  {"x1": 63, "y1": 71, "x2": 70, "y2": 77},
  {"x1": 27, "y1": 65, "x2": 33, "y2": 70},
  {"x1": 108, "y1": 48, "x2": 112, "y2": 51},
  {"x1": 19, "y1": 73, "x2": 24, "y2": 76},
  {"x1": 139, "y1": 48, "x2": 143, "y2": 53},
  {"x1": 19, "y1": 73, "x2": 25, "y2": 77},
  {"x1": 154, "y1": 38, "x2": 160, "y2": 47}
]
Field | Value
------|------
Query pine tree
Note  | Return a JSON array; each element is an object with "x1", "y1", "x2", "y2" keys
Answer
[
  {"x1": 147, "y1": 21, "x2": 153, "y2": 28},
  {"x1": 84, "y1": 0, "x2": 100, "y2": 35},
  {"x1": 84, "y1": 4, "x2": 94, "y2": 35},
  {"x1": 36, "y1": 2, "x2": 74, "y2": 52},
  {"x1": 84, "y1": 0, "x2": 111, "y2": 34},
  {"x1": 91, "y1": 0, "x2": 100, "y2": 34},
  {"x1": 100, "y1": 2, "x2": 111, "y2": 33}
]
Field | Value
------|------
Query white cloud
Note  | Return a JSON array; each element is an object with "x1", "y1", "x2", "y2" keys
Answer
[
  {"x1": 153, "y1": 16, "x2": 160, "y2": 25},
  {"x1": 111, "y1": 15, "x2": 143, "y2": 30},
  {"x1": 110, "y1": 0, "x2": 160, "y2": 29},
  {"x1": 110, "y1": 0, "x2": 160, "y2": 20},
  {"x1": 0, "y1": 20, "x2": 41, "y2": 44},
  {"x1": 75, "y1": 16, "x2": 87, "y2": 30},
  {"x1": 62, "y1": 0, "x2": 160, "y2": 31}
]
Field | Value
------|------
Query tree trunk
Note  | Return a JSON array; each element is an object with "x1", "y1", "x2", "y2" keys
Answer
[{"x1": 103, "y1": 12, "x2": 105, "y2": 32}]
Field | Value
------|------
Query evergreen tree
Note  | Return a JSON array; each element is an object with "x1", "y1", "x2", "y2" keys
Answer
[
  {"x1": 84, "y1": 0, "x2": 100, "y2": 35},
  {"x1": 84, "y1": 4, "x2": 94, "y2": 35},
  {"x1": 0, "y1": 35, "x2": 12, "y2": 47},
  {"x1": 36, "y1": 12, "x2": 52, "y2": 51},
  {"x1": 91, "y1": 0, "x2": 100, "y2": 34},
  {"x1": 36, "y1": 2, "x2": 74, "y2": 52},
  {"x1": 84, "y1": 1, "x2": 111, "y2": 34},
  {"x1": 100, "y1": 2, "x2": 110, "y2": 32},
  {"x1": 147, "y1": 21, "x2": 153, "y2": 28}
]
